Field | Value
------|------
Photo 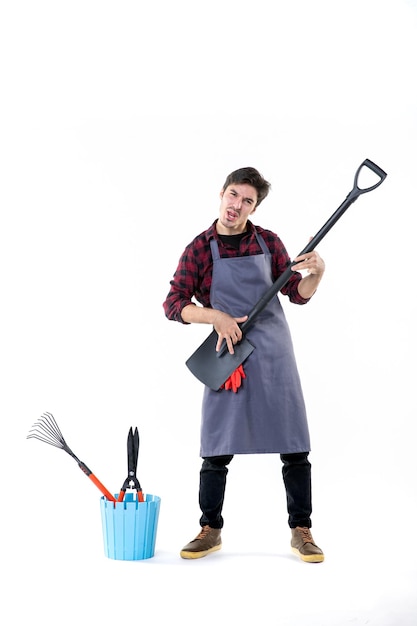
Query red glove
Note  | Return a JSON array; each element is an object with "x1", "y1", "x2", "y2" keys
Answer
[{"x1": 221, "y1": 364, "x2": 246, "y2": 393}]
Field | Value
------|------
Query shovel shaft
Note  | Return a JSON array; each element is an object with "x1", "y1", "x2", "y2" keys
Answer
[
  {"x1": 222, "y1": 159, "x2": 388, "y2": 351},
  {"x1": 187, "y1": 159, "x2": 387, "y2": 387},
  {"x1": 242, "y1": 191, "x2": 358, "y2": 333},
  {"x1": 216, "y1": 196, "x2": 353, "y2": 358}
]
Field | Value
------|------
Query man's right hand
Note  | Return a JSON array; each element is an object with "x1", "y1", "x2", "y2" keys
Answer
[{"x1": 213, "y1": 311, "x2": 248, "y2": 355}]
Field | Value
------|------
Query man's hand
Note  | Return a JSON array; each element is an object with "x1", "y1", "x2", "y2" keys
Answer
[
  {"x1": 292, "y1": 249, "x2": 325, "y2": 277},
  {"x1": 213, "y1": 311, "x2": 248, "y2": 355},
  {"x1": 293, "y1": 245, "x2": 325, "y2": 299}
]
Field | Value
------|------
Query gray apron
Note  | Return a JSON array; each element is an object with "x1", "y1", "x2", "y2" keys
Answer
[{"x1": 200, "y1": 232, "x2": 310, "y2": 457}]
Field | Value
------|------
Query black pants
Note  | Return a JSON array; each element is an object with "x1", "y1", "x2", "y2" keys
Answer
[{"x1": 199, "y1": 453, "x2": 312, "y2": 530}]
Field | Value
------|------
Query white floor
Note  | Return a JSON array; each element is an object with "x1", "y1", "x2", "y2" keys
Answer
[
  {"x1": 6, "y1": 447, "x2": 417, "y2": 626},
  {"x1": 8, "y1": 513, "x2": 417, "y2": 626}
]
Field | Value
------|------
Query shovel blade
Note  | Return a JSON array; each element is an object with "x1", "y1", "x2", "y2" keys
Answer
[{"x1": 185, "y1": 329, "x2": 255, "y2": 390}]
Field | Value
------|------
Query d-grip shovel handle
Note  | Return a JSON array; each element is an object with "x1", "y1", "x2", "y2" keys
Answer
[
  {"x1": 217, "y1": 158, "x2": 387, "y2": 356},
  {"x1": 353, "y1": 158, "x2": 387, "y2": 195}
]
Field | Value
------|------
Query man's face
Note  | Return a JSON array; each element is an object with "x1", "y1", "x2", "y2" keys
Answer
[{"x1": 217, "y1": 183, "x2": 257, "y2": 235}]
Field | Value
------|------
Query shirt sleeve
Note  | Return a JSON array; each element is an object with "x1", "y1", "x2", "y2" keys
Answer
[{"x1": 163, "y1": 240, "x2": 205, "y2": 323}]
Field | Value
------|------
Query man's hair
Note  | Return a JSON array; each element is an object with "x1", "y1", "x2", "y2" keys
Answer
[{"x1": 222, "y1": 167, "x2": 271, "y2": 207}]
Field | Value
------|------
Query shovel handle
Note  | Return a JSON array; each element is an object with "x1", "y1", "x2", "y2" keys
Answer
[
  {"x1": 217, "y1": 159, "x2": 387, "y2": 354},
  {"x1": 353, "y1": 158, "x2": 387, "y2": 194},
  {"x1": 290, "y1": 159, "x2": 387, "y2": 262}
]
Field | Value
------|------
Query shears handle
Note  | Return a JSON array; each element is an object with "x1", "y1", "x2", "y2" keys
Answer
[{"x1": 117, "y1": 488, "x2": 145, "y2": 503}]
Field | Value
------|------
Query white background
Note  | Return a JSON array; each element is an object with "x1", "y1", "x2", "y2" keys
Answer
[{"x1": 1, "y1": 1, "x2": 416, "y2": 624}]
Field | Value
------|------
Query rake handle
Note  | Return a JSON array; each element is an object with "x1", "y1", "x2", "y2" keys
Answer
[{"x1": 78, "y1": 461, "x2": 116, "y2": 503}]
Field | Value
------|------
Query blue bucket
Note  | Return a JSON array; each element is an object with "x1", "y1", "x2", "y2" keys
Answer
[{"x1": 100, "y1": 493, "x2": 161, "y2": 560}]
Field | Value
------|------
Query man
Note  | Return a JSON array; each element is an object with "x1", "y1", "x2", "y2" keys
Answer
[{"x1": 163, "y1": 167, "x2": 325, "y2": 563}]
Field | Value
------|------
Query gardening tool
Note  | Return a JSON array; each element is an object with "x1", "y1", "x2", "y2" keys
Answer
[
  {"x1": 117, "y1": 427, "x2": 144, "y2": 502},
  {"x1": 27, "y1": 412, "x2": 116, "y2": 502},
  {"x1": 186, "y1": 158, "x2": 387, "y2": 390}
]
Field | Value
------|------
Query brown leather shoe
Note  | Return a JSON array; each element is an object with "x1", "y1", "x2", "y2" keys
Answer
[
  {"x1": 180, "y1": 525, "x2": 222, "y2": 559},
  {"x1": 291, "y1": 527, "x2": 324, "y2": 563}
]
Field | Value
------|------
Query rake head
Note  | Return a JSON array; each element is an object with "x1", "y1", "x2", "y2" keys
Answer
[{"x1": 27, "y1": 412, "x2": 68, "y2": 450}]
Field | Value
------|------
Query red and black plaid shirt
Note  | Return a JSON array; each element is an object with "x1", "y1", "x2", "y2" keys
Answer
[{"x1": 163, "y1": 220, "x2": 309, "y2": 323}]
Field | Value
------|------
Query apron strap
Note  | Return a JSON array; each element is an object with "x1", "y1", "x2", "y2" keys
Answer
[
  {"x1": 254, "y1": 231, "x2": 270, "y2": 255},
  {"x1": 210, "y1": 238, "x2": 220, "y2": 260}
]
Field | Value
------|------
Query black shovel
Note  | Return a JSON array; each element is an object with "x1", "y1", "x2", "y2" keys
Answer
[{"x1": 185, "y1": 158, "x2": 387, "y2": 390}]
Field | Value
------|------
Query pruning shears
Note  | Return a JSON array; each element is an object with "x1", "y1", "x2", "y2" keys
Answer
[{"x1": 117, "y1": 427, "x2": 144, "y2": 502}]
